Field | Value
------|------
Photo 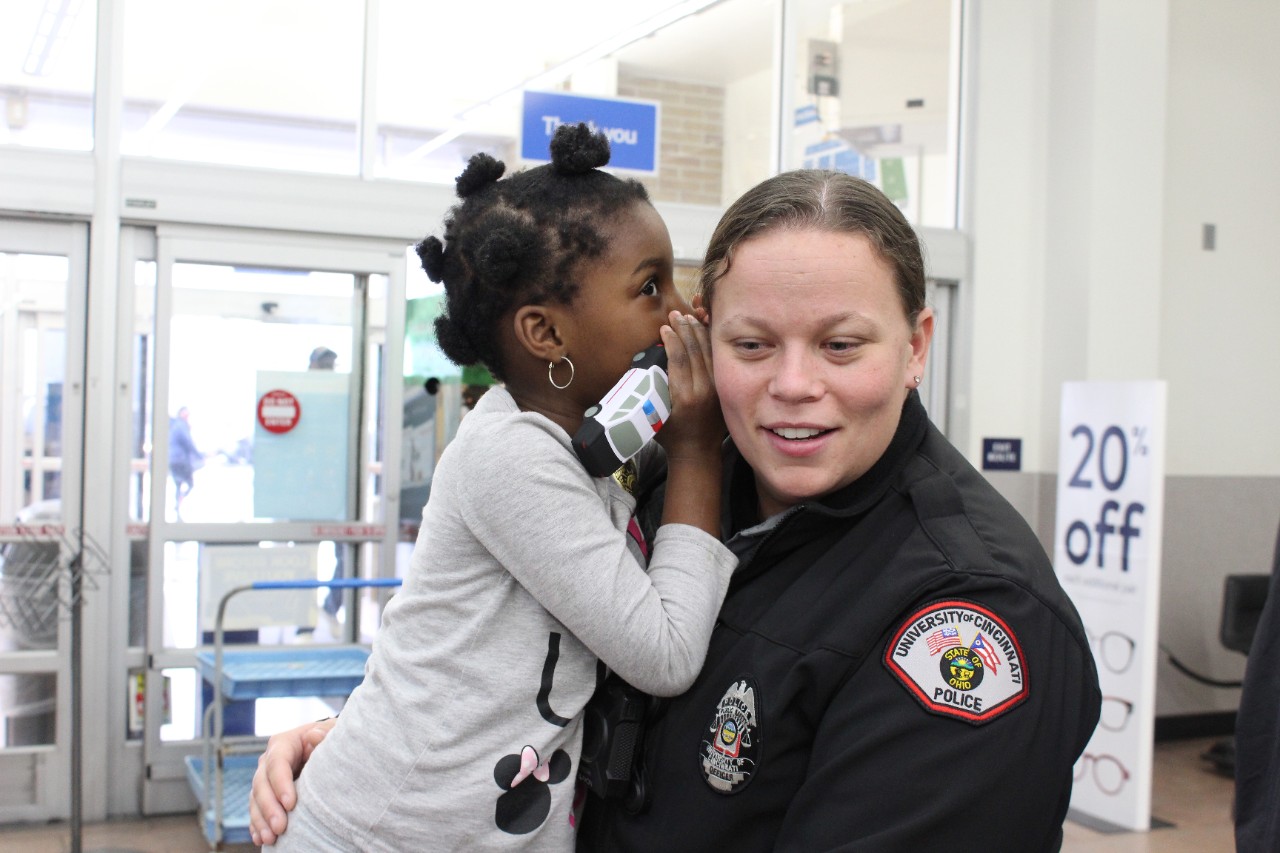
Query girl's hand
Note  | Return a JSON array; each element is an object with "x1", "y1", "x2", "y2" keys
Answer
[
  {"x1": 655, "y1": 311, "x2": 724, "y2": 539},
  {"x1": 656, "y1": 311, "x2": 723, "y2": 462},
  {"x1": 691, "y1": 293, "x2": 711, "y2": 327}
]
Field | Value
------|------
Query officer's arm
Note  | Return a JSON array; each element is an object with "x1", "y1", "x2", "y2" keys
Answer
[{"x1": 773, "y1": 599, "x2": 1099, "y2": 851}]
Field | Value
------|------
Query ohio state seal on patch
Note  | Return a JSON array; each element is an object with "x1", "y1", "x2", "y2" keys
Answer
[
  {"x1": 700, "y1": 679, "x2": 760, "y2": 793},
  {"x1": 883, "y1": 599, "x2": 1028, "y2": 725}
]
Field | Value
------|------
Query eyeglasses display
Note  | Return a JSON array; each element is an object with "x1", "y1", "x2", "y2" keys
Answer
[
  {"x1": 1087, "y1": 629, "x2": 1136, "y2": 674},
  {"x1": 1074, "y1": 752, "x2": 1131, "y2": 795},
  {"x1": 1098, "y1": 695, "x2": 1134, "y2": 732}
]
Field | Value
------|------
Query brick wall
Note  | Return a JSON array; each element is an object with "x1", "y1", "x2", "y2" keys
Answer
[{"x1": 618, "y1": 73, "x2": 724, "y2": 205}]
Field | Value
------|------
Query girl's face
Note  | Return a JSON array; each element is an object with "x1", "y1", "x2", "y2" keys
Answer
[
  {"x1": 710, "y1": 227, "x2": 933, "y2": 520},
  {"x1": 564, "y1": 202, "x2": 691, "y2": 407}
]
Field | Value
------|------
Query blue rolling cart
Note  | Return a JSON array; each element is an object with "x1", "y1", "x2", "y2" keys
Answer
[{"x1": 185, "y1": 577, "x2": 401, "y2": 849}]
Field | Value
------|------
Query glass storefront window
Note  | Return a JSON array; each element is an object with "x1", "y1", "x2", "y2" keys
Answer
[
  {"x1": 372, "y1": 0, "x2": 735, "y2": 183},
  {"x1": 0, "y1": 673, "x2": 56, "y2": 747},
  {"x1": 130, "y1": 259, "x2": 157, "y2": 524},
  {"x1": 784, "y1": 0, "x2": 960, "y2": 228},
  {"x1": 398, "y1": 248, "x2": 469, "y2": 544},
  {"x1": 0, "y1": 251, "x2": 69, "y2": 520},
  {"x1": 121, "y1": 0, "x2": 364, "y2": 173},
  {"x1": 161, "y1": 539, "x2": 367, "y2": 651},
  {"x1": 613, "y1": 0, "x2": 777, "y2": 207},
  {"x1": 158, "y1": 664, "x2": 345, "y2": 743},
  {"x1": 5, "y1": 0, "x2": 963, "y2": 221},
  {"x1": 157, "y1": 666, "x2": 193, "y2": 742},
  {"x1": 0, "y1": 522, "x2": 61, "y2": 653},
  {"x1": 373, "y1": 0, "x2": 778, "y2": 204},
  {"x1": 165, "y1": 263, "x2": 357, "y2": 524},
  {"x1": 0, "y1": 0, "x2": 97, "y2": 151},
  {"x1": 157, "y1": 537, "x2": 388, "y2": 744}
]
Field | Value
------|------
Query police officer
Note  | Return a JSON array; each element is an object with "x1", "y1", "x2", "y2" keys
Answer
[{"x1": 588, "y1": 170, "x2": 1099, "y2": 850}]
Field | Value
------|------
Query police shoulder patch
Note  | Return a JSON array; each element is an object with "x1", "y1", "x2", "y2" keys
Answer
[
  {"x1": 699, "y1": 678, "x2": 760, "y2": 794},
  {"x1": 883, "y1": 599, "x2": 1028, "y2": 725}
]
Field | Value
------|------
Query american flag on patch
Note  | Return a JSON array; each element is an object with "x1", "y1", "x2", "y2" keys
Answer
[
  {"x1": 970, "y1": 633, "x2": 1001, "y2": 673},
  {"x1": 927, "y1": 626, "x2": 962, "y2": 655}
]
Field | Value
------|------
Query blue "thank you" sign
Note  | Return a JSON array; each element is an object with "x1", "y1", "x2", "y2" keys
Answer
[{"x1": 521, "y1": 90, "x2": 660, "y2": 174}]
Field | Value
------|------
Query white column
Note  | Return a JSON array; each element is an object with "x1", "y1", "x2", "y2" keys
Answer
[{"x1": 82, "y1": 0, "x2": 127, "y2": 823}]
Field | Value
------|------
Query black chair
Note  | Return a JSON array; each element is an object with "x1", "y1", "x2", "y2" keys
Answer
[{"x1": 1221, "y1": 574, "x2": 1272, "y2": 656}]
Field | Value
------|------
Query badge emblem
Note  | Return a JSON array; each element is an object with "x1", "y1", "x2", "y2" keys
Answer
[
  {"x1": 884, "y1": 600, "x2": 1028, "y2": 725},
  {"x1": 700, "y1": 679, "x2": 760, "y2": 793}
]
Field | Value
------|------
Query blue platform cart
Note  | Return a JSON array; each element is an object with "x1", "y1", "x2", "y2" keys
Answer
[{"x1": 185, "y1": 577, "x2": 402, "y2": 850}]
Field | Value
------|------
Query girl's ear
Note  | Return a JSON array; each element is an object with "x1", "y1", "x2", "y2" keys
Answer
[{"x1": 512, "y1": 304, "x2": 567, "y2": 362}]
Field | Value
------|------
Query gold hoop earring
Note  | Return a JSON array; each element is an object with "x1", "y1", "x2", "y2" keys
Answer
[{"x1": 548, "y1": 356, "x2": 575, "y2": 390}]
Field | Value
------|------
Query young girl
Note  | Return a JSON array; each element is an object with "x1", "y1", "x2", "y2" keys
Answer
[{"x1": 265, "y1": 124, "x2": 735, "y2": 852}]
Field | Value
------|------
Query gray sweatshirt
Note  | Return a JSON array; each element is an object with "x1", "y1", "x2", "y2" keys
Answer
[{"x1": 278, "y1": 387, "x2": 736, "y2": 852}]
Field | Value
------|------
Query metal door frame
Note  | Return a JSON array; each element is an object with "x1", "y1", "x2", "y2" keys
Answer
[
  {"x1": 0, "y1": 216, "x2": 89, "y2": 823},
  {"x1": 137, "y1": 224, "x2": 406, "y2": 813}
]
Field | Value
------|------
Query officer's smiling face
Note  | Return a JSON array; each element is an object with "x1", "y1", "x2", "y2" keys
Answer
[{"x1": 709, "y1": 227, "x2": 933, "y2": 520}]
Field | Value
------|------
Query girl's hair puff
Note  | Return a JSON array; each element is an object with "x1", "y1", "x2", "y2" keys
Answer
[{"x1": 419, "y1": 123, "x2": 651, "y2": 381}]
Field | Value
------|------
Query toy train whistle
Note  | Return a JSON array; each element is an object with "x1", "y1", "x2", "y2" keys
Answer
[{"x1": 573, "y1": 344, "x2": 670, "y2": 477}]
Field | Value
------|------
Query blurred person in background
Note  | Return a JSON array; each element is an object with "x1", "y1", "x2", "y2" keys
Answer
[{"x1": 168, "y1": 406, "x2": 202, "y2": 519}]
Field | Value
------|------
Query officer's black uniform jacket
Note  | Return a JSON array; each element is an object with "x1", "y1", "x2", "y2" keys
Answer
[{"x1": 579, "y1": 392, "x2": 1102, "y2": 852}]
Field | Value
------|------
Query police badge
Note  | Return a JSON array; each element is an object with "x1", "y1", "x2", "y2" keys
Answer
[{"x1": 700, "y1": 679, "x2": 760, "y2": 794}]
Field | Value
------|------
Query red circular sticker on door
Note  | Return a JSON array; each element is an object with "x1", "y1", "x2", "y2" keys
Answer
[{"x1": 257, "y1": 389, "x2": 301, "y2": 434}]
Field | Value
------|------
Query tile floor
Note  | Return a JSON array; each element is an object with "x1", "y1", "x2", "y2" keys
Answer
[{"x1": 0, "y1": 736, "x2": 1237, "y2": 852}]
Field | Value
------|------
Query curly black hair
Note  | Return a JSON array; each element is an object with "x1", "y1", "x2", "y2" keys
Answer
[{"x1": 418, "y1": 123, "x2": 652, "y2": 381}]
